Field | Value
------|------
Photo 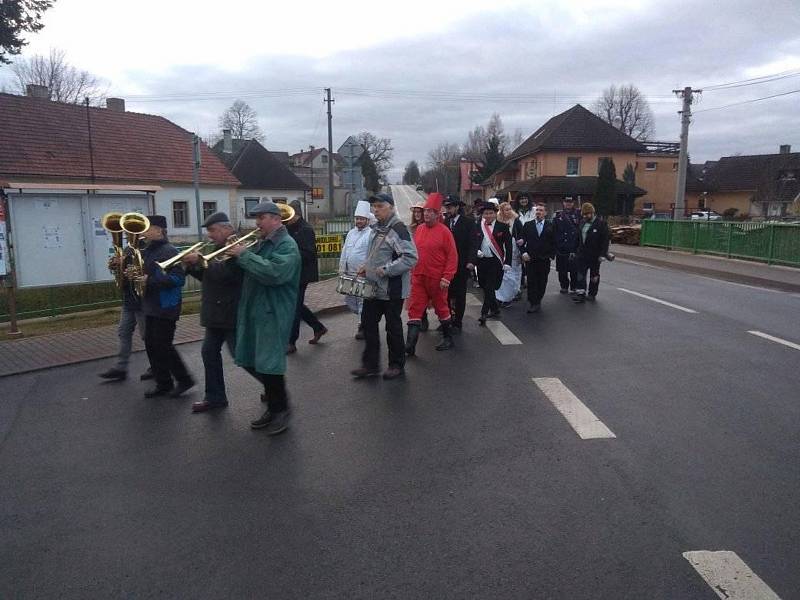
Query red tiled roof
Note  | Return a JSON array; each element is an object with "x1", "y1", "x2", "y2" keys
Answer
[{"x1": 0, "y1": 93, "x2": 240, "y2": 186}]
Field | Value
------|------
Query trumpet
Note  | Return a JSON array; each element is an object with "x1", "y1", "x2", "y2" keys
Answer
[
  {"x1": 156, "y1": 241, "x2": 209, "y2": 272},
  {"x1": 200, "y1": 230, "x2": 261, "y2": 263}
]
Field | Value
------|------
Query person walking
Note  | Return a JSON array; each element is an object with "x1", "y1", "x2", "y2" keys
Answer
[
  {"x1": 573, "y1": 202, "x2": 612, "y2": 303},
  {"x1": 138, "y1": 215, "x2": 195, "y2": 399},
  {"x1": 467, "y1": 200, "x2": 512, "y2": 325},
  {"x1": 226, "y1": 201, "x2": 300, "y2": 434},
  {"x1": 405, "y1": 192, "x2": 458, "y2": 356},
  {"x1": 407, "y1": 201, "x2": 429, "y2": 331},
  {"x1": 553, "y1": 196, "x2": 582, "y2": 294},
  {"x1": 495, "y1": 201, "x2": 523, "y2": 307},
  {"x1": 351, "y1": 193, "x2": 418, "y2": 380},
  {"x1": 286, "y1": 200, "x2": 327, "y2": 354},
  {"x1": 520, "y1": 203, "x2": 556, "y2": 313},
  {"x1": 339, "y1": 200, "x2": 374, "y2": 339},
  {"x1": 443, "y1": 195, "x2": 474, "y2": 332}
]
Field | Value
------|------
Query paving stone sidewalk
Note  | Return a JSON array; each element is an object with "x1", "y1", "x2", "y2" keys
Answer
[{"x1": 0, "y1": 278, "x2": 346, "y2": 378}]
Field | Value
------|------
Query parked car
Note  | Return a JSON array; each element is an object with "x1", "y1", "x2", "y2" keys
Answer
[
  {"x1": 415, "y1": 185, "x2": 424, "y2": 191},
  {"x1": 690, "y1": 211, "x2": 722, "y2": 221}
]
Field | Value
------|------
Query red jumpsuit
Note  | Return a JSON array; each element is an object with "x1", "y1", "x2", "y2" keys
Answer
[{"x1": 408, "y1": 222, "x2": 458, "y2": 322}]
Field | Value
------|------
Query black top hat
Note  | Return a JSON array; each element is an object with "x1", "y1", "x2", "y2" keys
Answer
[{"x1": 443, "y1": 195, "x2": 463, "y2": 207}]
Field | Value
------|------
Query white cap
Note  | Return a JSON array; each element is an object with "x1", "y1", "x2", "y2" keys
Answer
[
  {"x1": 487, "y1": 197, "x2": 500, "y2": 206},
  {"x1": 354, "y1": 200, "x2": 372, "y2": 219}
]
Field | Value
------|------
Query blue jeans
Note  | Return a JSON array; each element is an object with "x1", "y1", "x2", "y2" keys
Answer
[
  {"x1": 201, "y1": 327, "x2": 237, "y2": 404},
  {"x1": 115, "y1": 306, "x2": 145, "y2": 371}
]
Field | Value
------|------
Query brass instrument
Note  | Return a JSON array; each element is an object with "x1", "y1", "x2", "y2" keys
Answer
[
  {"x1": 156, "y1": 241, "x2": 209, "y2": 272},
  {"x1": 101, "y1": 212, "x2": 126, "y2": 288},
  {"x1": 199, "y1": 203, "x2": 295, "y2": 264},
  {"x1": 119, "y1": 212, "x2": 151, "y2": 298}
]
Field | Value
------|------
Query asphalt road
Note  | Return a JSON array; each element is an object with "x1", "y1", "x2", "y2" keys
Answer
[
  {"x1": 389, "y1": 184, "x2": 425, "y2": 223},
  {"x1": 1, "y1": 259, "x2": 798, "y2": 598}
]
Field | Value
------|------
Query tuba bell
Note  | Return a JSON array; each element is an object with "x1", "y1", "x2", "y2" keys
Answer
[
  {"x1": 119, "y1": 212, "x2": 151, "y2": 298},
  {"x1": 101, "y1": 212, "x2": 126, "y2": 289}
]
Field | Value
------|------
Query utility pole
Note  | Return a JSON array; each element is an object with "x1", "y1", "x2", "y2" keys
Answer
[
  {"x1": 325, "y1": 88, "x2": 334, "y2": 214},
  {"x1": 672, "y1": 86, "x2": 701, "y2": 219},
  {"x1": 192, "y1": 134, "x2": 202, "y2": 238},
  {"x1": 309, "y1": 144, "x2": 315, "y2": 217}
]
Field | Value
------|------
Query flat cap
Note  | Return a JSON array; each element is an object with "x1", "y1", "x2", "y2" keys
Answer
[
  {"x1": 368, "y1": 192, "x2": 394, "y2": 206},
  {"x1": 202, "y1": 211, "x2": 231, "y2": 228},
  {"x1": 250, "y1": 201, "x2": 281, "y2": 216}
]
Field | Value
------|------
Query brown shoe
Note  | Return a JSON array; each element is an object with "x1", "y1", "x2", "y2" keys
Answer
[
  {"x1": 351, "y1": 367, "x2": 380, "y2": 379},
  {"x1": 308, "y1": 327, "x2": 328, "y2": 344},
  {"x1": 286, "y1": 344, "x2": 297, "y2": 355},
  {"x1": 192, "y1": 400, "x2": 229, "y2": 413},
  {"x1": 382, "y1": 367, "x2": 405, "y2": 380}
]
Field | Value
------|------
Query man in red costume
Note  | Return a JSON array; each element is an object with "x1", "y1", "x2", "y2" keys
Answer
[{"x1": 405, "y1": 192, "x2": 458, "y2": 355}]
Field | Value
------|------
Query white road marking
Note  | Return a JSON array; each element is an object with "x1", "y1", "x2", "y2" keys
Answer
[
  {"x1": 616, "y1": 287, "x2": 698, "y2": 313},
  {"x1": 683, "y1": 550, "x2": 782, "y2": 600},
  {"x1": 485, "y1": 320, "x2": 522, "y2": 345},
  {"x1": 532, "y1": 378, "x2": 616, "y2": 440},
  {"x1": 747, "y1": 330, "x2": 800, "y2": 351}
]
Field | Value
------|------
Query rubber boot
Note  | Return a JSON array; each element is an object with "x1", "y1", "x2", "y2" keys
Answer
[
  {"x1": 419, "y1": 311, "x2": 429, "y2": 332},
  {"x1": 405, "y1": 323, "x2": 421, "y2": 356},
  {"x1": 435, "y1": 321, "x2": 454, "y2": 351}
]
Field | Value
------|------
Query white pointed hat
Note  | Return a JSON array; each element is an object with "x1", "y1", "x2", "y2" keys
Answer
[{"x1": 354, "y1": 200, "x2": 372, "y2": 219}]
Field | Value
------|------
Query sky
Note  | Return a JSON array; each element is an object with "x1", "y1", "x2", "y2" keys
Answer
[{"x1": 2, "y1": 0, "x2": 799, "y2": 181}]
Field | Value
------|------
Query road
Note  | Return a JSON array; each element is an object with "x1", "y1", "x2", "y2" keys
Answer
[
  {"x1": 1, "y1": 258, "x2": 798, "y2": 598},
  {"x1": 389, "y1": 183, "x2": 425, "y2": 222}
]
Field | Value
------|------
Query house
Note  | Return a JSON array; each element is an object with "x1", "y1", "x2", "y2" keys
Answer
[
  {"x1": 685, "y1": 146, "x2": 800, "y2": 219},
  {"x1": 459, "y1": 158, "x2": 483, "y2": 204},
  {"x1": 287, "y1": 147, "x2": 343, "y2": 217},
  {"x1": 0, "y1": 88, "x2": 240, "y2": 286},
  {"x1": 211, "y1": 131, "x2": 309, "y2": 226},
  {"x1": 483, "y1": 104, "x2": 678, "y2": 215}
]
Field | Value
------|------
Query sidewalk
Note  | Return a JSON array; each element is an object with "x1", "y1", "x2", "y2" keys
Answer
[
  {"x1": 611, "y1": 244, "x2": 800, "y2": 293},
  {"x1": 0, "y1": 278, "x2": 346, "y2": 378}
]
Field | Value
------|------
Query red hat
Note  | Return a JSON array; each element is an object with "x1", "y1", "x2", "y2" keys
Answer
[{"x1": 424, "y1": 192, "x2": 444, "y2": 211}]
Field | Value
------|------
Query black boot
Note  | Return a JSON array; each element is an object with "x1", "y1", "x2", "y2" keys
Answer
[
  {"x1": 435, "y1": 321, "x2": 454, "y2": 351},
  {"x1": 419, "y1": 312, "x2": 429, "y2": 332},
  {"x1": 405, "y1": 323, "x2": 421, "y2": 356},
  {"x1": 355, "y1": 323, "x2": 365, "y2": 340}
]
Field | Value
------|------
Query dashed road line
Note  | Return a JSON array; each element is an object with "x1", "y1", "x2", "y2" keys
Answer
[
  {"x1": 532, "y1": 377, "x2": 616, "y2": 440},
  {"x1": 683, "y1": 550, "x2": 782, "y2": 599},
  {"x1": 485, "y1": 320, "x2": 522, "y2": 345},
  {"x1": 616, "y1": 287, "x2": 698, "y2": 313},
  {"x1": 747, "y1": 330, "x2": 800, "y2": 351}
]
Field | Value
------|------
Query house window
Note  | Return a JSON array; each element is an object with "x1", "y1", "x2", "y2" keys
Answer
[
  {"x1": 321, "y1": 154, "x2": 328, "y2": 164},
  {"x1": 312, "y1": 187, "x2": 324, "y2": 200},
  {"x1": 172, "y1": 201, "x2": 189, "y2": 228},
  {"x1": 646, "y1": 162, "x2": 657, "y2": 171},
  {"x1": 643, "y1": 202, "x2": 654, "y2": 211},
  {"x1": 672, "y1": 162, "x2": 679, "y2": 171},
  {"x1": 526, "y1": 160, "x2": 538, "y2": 179},
  {"x1": 566, "y1": 157, "x2": 580, "y2": 176},
  {"x1": 244, "y1": 197, "x2": 260, "y2": 217},
  {"x1": 202, "y1": 201, "x2": 217, "y2": 221},
  {"x1": 597, "y1": 157, "x2": 610, "y2": 174}
]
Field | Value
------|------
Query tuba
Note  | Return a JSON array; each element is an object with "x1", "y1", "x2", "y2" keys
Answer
[
  {"x1": 119, "y1": 212, "x2": 151, "y2": 298},
  {"x1": 101, "y1": 212, "x2": 126, "y2": 289}
]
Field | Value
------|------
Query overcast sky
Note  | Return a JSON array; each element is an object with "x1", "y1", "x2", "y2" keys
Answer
[{"x1": 2, "y1": 0, "x2": 798, "y2": 180}]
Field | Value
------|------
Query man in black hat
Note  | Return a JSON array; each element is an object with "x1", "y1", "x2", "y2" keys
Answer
[
  {"x1": 139, "y1": 215, "x2": 195, "y2": 398},
  {"x1": 443, "y1": 195, "x2": 473, "y2": 331},
  {"x1": 467, "y1": 201, "x2": 512, "y2": 325},
  {"x1": 285, "y1": 199, "x2": 327, "y2": 354},
  {"x1": 182, "y1": 212, "x2": 245, "y2": 412}
]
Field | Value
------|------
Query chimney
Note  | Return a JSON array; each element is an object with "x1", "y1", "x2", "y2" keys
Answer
[
  {"x1": 779, "y1": 144, "x2": 791, "y2": 154},
  {"x1": 223, "y1": 129, "x2": 233, "y2": 154},
  {"x1": 106, "y1": 97, "x2": 125, "y2": 112},
  {"x1": 26, "y1": 84, "x2": 49, "y2": 99}
]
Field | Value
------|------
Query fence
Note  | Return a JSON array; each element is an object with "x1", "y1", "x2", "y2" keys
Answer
[{"x1": 640, "y1": 220, "x2": 800, "y2": 267}]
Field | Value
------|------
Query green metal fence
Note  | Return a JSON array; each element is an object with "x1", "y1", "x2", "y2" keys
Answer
[{"x1": 640, "y1": 220, "x2": 800, "y2": 267}]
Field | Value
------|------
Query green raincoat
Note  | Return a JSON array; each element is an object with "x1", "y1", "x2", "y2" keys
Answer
[{"x1": 234, "y1": 227, "x2": 300, "y2": 375}]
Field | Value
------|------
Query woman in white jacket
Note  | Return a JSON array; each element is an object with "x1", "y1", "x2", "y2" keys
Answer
[{"x1": 339, "y1": 200, "x2": 375, "y2": 338}]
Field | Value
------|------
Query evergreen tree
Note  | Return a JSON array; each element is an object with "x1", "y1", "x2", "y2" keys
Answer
[
  {"x1": 402, "y1": 161, "x2": 421, "y2": 185},
  {"x1": 472, "y1": 135, "x2": 504, "y2": 184},
  {"x1": 361, "y1": 153, "x2": 380, "y2": 193},
  {"x1": 621, "y1": 163, "x2": 636, "y2": 216},
  {"x1": 594, "y1": 158, "x2": 617, "y2": 216}
]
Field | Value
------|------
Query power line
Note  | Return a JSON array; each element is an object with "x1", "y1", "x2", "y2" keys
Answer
[
  {"x1": 694, "y1": 88, "x2": 800, "y2": 113},
  {"x1": 702, "y1": 68, "x2": 800, "y2": 91}
]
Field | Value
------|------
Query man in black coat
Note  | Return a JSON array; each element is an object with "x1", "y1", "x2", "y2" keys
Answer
[
  {"x1": 182, "y1": 212, "x2": 245, "y2": 412},
  {"x1": 553, "y1": 196, "x2": 582, "y2": 294},
  {"x1": 443, "y1": 195, "x2": 474, "y2": 331},
  {"x1": 286, "y1": 200, "x2": 327, "y2": 353},
  {"x1": 467, "y1": 201, "x2": 513, "y2": 325},
  {"x1": 573, "y1": 202, "x2": 612, "y2": 303},
  {"x1": 520, "y1": 203, "x2": 556, "y2": 313}
]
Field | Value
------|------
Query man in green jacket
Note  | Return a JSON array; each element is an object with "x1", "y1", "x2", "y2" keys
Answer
[{"x1": 225, "y1": 201, "x2": 300, "y2": 435}]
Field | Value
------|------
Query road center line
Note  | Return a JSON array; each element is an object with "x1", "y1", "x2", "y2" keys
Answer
[
  {"x1": 683, "y1": 550, "x2": 782, "y2": 599},
  {"x1": 485, "y1": 320, "x2": 522, "y2": 345},
  {"x1": 747, "y1": 330, "x2": 800, "y2": 351},
  {"x1": 616, "y1": 287, "x2": 698, "y2": 313},
  {"x1": 532, "y1": 378, "x2": 616, "y2": 440}
]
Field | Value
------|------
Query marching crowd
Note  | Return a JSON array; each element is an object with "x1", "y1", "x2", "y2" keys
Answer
[{"x1": 97, "y1": 191, "x2": 611, "y2": 436}]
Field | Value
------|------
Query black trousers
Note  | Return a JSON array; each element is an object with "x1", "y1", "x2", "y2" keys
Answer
[
  {"x1": 448, "y1": 268, "x2": 468, "y2": 327},
  {"x1": 526, "y1": 259, "x2": 550, "y2": 306},
  {"x1": 290, "y1": 282, "x2": 325, "y2": 344},
  {"x1": 477, "y1": 257, "x2": 502, "y2": 316},
  {"x1": 245, "y1": 368, "x2": 289, "y2": 413},
  {"x1": 576, "y1": 256, "x2": 602, "y2": 297},
  {"x1": 361, "y1": 298, "x2": 405, "y2": 370},
  {"x1": 556, "y1": 253, "x2": 579, "y2": 291},
  {"x1": 144, "y1": 316, "x2": 191, "y2": 389}
]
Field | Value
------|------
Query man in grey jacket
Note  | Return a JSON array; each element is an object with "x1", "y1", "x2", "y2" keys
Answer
[{"x1": 351, "y1": 193, "x2": 418, "y2": 380}]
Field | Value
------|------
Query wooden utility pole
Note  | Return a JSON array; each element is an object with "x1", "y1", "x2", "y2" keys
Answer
[
  {"x1": 673, "y1": 87, "x2": 701, "y2": 219},
  {"x1": 325, "y1": 88, "x2": 334, "y2": 213}
]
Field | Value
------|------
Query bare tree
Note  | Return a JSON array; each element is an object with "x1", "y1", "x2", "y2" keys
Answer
[
  {"x1": 463, "y1": 125, "x2": 487, "y2": 161},
  {"x1": 1, "y1": 0, "x2": 54, "y2": 65},
  {"x1": 11, "y1": 48, "x2": 107, "y2": 104},
  {"x1": 593, "y1": 84, "x2": 655, "y2": 141},
  {"x1": 219, "y1": 100, "x2": 264, "y2": 141},
  {"x1": 355, "y1": 131, "x2": 394, "y2": 177}
]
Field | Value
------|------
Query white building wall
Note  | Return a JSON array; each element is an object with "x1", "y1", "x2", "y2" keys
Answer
[
  {"x1": 153, "y1": 185, "x2": 236, "y2": 240},
  {"x1": 235, "y1": 188, "x2": 307, "y2": 228}
]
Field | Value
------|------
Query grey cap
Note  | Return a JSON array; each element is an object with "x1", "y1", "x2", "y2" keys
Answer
[
  {"x1": 368, "y1": 192, "x2": 394, "y2": 206},
  {"x1": 250, "y1": 201, "x2": 281, "y2": 216},
  {"x1": 202, "y1": 211, "x2": 231, "y2": 228}
]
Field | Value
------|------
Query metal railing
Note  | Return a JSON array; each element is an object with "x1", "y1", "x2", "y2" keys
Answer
[{"x1": 640, "y1": 220, "x2": 800, "y2": 267}]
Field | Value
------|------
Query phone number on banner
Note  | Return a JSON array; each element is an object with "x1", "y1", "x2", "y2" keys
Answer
[{"x1": 315, "y1": 234, "x2": 343, "y2": 257}]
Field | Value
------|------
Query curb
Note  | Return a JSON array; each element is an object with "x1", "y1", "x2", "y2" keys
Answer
[{"x1": 613, "y1": 251, "x2": 800, "y2": 294}]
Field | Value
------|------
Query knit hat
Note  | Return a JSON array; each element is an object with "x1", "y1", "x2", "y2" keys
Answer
[
  {"x1": 424, "y1": 192, "x2": 444, "y2": 212},
  {"x1": 146, "y1": 215, "x2": 167, "y2": 229},
  {"x1": 354, "y1": 200, "x2": 372, "y2": 219},
  {"x1": 581, "y1": 202, "x2": 595, "y2": 216}
]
